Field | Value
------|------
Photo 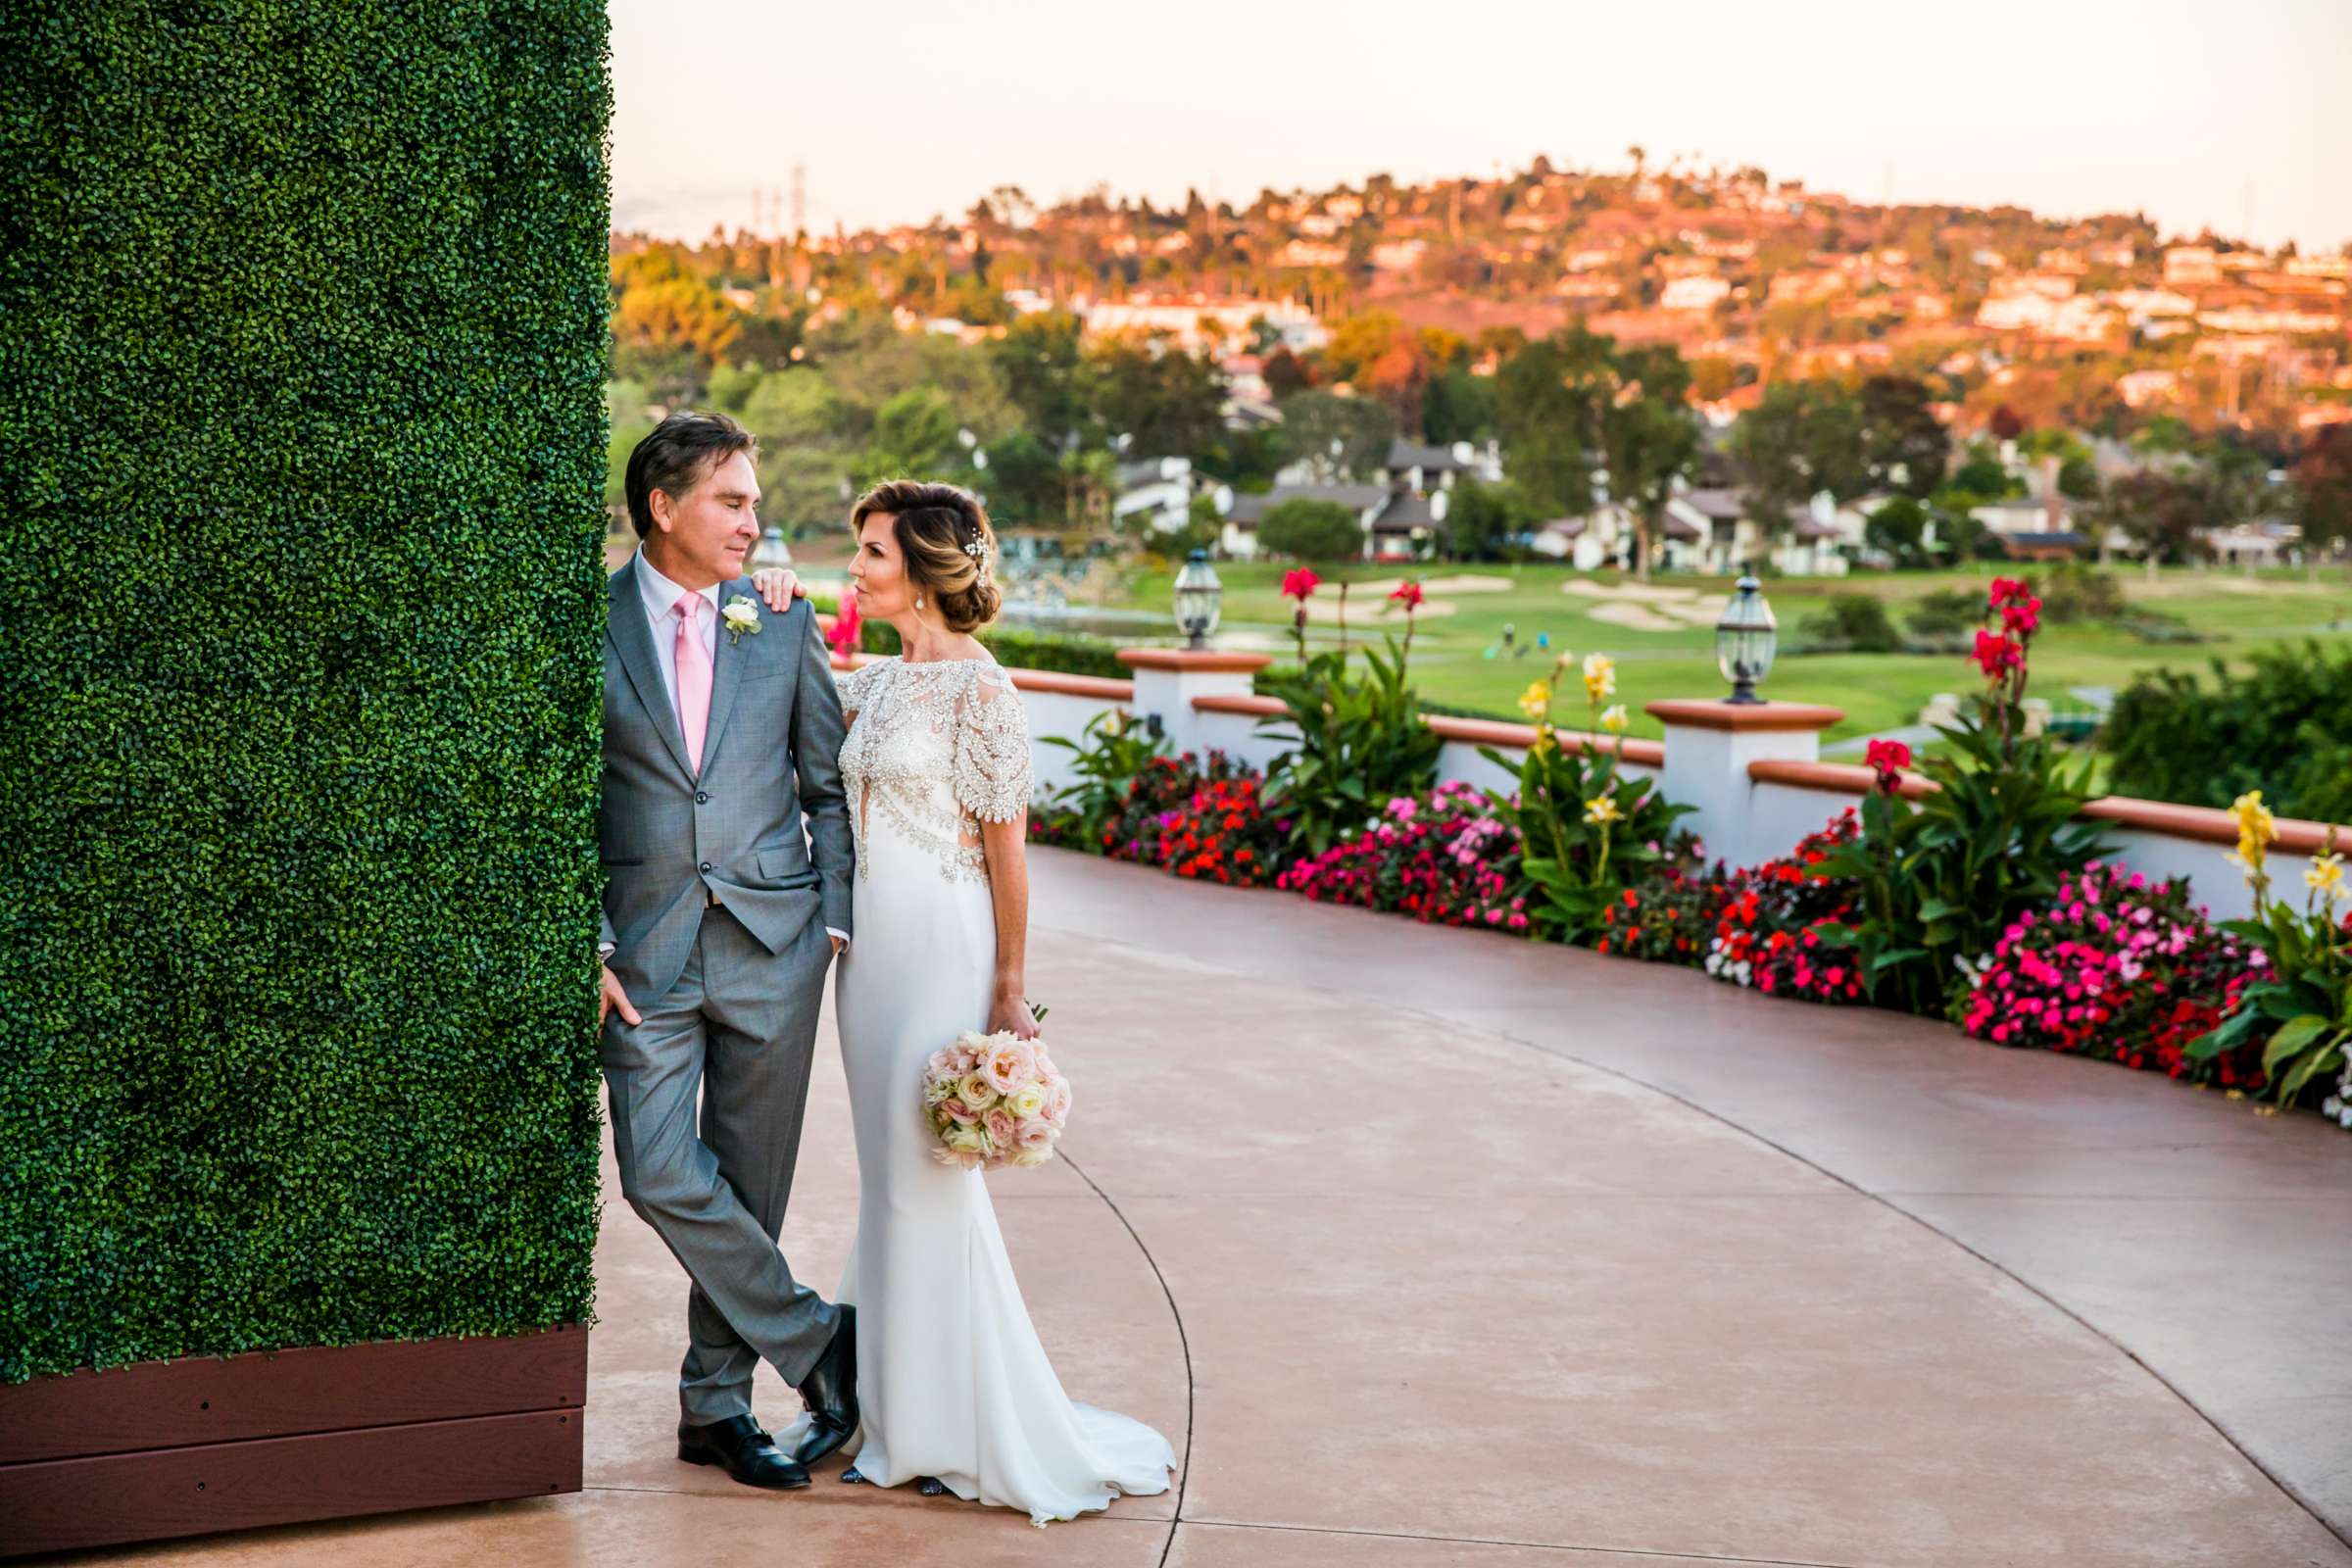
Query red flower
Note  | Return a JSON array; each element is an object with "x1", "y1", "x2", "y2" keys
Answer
[
  {"x1": 1865, "y1": 738, "x2": 1912, "y2": 793},
  {"x1": 1999, "y1": 595, "x2": 2042, "y2": 637},
  {"x1": 1389, "y1": 579, "x2": 1425, "y2": 611},
  {"x1": 824, "y1": 598, "x2": 862, "y2": 659},
  {"x1": 1987, "y1": 576, "x2": 2031, "y2": 608},
  {"x1": 1971, "y1": 629, "x2": 2025, "y2": 679},
  {"x1": 1281, "y1": 568, "x2": 1321, "y2": 602}
]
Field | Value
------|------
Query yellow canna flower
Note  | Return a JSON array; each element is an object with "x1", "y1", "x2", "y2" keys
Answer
[
  {"x1": 1517, "y1": 680, "x2": 1553, "y2": 721},
  {"x1": 1582, "y1": 652, "x2": 1618, "y2": 704},
  {"x1": 1599, "y1": 703, "x2": 1630, "y2": 734},
  {"x1": 1530, "y1": 726, "x2": 1557, "y2": 759},
  {"x1": 2225, "y1": 790, "x2": 2278, "y2": 888},
  {"x1": 2229, "y1": 790, "x2": 2278, "y2": 849},
  {"x1": 1583, "y1": 794, "x2": 1622, "y2": 826},
  {"x1": 2308, "y1": 852, "x2": 2346, "y2": 899}
]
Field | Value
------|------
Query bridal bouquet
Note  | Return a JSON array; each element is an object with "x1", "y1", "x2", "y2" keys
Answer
[{"x1": 922, "y1": 1029, "x2": 1072, "y2": 1170}]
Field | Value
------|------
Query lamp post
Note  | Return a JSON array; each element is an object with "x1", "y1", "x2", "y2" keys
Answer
[
  {"x1": 1173, "y1": 549, "x2": 1223, "y2": 650},
  {"x1": 750, "y1": 524, "x2": 793, "y2": 575},
  {"x1": 1715, "y1": 573, "x2": 1778, "y2": 705}
]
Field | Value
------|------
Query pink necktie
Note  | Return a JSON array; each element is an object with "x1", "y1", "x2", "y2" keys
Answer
[{"x1": 672, "y1": 595, "x2": 711, "y2": 775}]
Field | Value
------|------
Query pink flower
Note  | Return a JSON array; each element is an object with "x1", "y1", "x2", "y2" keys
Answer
[
  {"x1": 1016, "y1": 1119, "x2": 1055, "y2": 1152},
  {"x1": 1389, "y1": 580, "x2": 1426, "y2": 610},
  {"x1": 985, "y1": 1108, "x2": 1018, "y2": 1149},
  {"x1": 983, "y1": 1040, "x2": 1038, "y2": 1095},
  {"x1": 1281, "y1": 567, "x2": 1321, "y2": 602},
  {"x1": 941, "y1": 1098, "x2": 978, "y2": 1126}
]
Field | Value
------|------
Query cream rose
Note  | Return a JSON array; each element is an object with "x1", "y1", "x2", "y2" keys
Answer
[
  {"x1": 957, "y1": 1073, "x2": 999, "y2": 1110},
  {"x1": 1005, "y1": 1083, "x2": 1048, "y2": 1118}
]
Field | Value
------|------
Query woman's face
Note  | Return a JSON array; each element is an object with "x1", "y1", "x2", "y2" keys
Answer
[{"x1": 849, "y1": 514, "x2": 915, "y2": 618}]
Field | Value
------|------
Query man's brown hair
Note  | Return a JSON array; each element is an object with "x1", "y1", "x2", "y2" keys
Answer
[{"x1": 624, "y1": 412, "x2": 758, "y2": 537}]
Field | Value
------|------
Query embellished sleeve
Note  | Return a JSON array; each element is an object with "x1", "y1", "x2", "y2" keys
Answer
[
  {"x1": 952, "y1": 665, "x2": 1033, "y2": 823},
  {"x1": 832, "y1": 658, "x2": 877, "y2": 712}
]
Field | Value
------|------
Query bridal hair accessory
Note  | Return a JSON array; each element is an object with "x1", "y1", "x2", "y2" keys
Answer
[
  {"x1": 920, "y1": 1017, "x2": 1069, "y2": 1171},
  {"x1": 962, "y1": 528, "x2": 991, "y2": 568}
]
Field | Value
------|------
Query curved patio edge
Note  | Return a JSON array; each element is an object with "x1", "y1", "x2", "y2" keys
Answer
[{"x1": 1026, "y1": 846, "x2": 2352, "y2": 1554}]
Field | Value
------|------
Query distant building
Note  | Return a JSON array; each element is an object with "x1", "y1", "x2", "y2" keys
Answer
[
  {"x1": 1220, "y1": 481, "x2": 1449, "y2": 562},
  {"x1": 1082, "y1": 298, "x2": 1327, "y2": 354},
  {"x1": 1660, "y1": 275, "x2": 1732, "y2": 312},
  {"x1": 2163, "y1": 246, "x2": 2222, "y2": 288}
]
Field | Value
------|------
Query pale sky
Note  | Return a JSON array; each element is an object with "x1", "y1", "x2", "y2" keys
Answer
[{"x1": 611, "y1": 0, "x2": 2352, "y2": 255}]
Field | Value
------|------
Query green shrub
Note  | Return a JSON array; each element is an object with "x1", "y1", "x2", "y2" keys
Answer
[
  {"x1": 1257, "y1": 642, "x2": 1444, "y2": 858},
  {"x1": 1904, "y1": 587, "x2": 1982, "y2": 642},
  {"x1": 1037, "y1": 710, "x2": 1169, "y2": 852},
  {"x1": 2037, "y1": 562, "x2": 2129, "y2": 622},
  {"x1": 0, "y1": 4, "x2": 611, "y2": 1382},
  {"x1": 2103, "y1": 642, "x2": 2352, "y2": 822},
  {"x1": 1796, "y1": 593, "x2": 1903, "y2": 654},
  {"x1": 832, "y1": 601, "x2": 1129, "y2": 679}
]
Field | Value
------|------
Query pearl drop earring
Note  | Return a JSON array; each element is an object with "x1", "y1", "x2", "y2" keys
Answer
[{"x1": 915, "y1": 595, "x2": 925, "y2": 610}]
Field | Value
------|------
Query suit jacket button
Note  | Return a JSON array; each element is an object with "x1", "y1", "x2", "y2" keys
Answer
[
  {"x1": 695, "y1": 791, "x2": 710, "y2": 805},
  {"x1": 699, "y1": 860, "x2": 712, "y2": 873}
]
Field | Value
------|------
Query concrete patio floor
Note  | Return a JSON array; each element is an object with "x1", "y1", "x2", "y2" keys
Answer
[{"x1": 64, "y1": 849, "x2": 2352, "y2": 1567}]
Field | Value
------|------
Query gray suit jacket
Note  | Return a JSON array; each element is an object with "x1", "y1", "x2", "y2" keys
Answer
[{"x1": 600, "y1": 557, "x2": 855, "y2": 1008}]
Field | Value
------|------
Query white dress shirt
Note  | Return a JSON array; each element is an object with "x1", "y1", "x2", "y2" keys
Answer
[
  {"x1": 611, "y1": 552, "x2": 847, "y2": 953},
  {"x1": 633, "y1": 552, "x2": 718, "y2": 714}
]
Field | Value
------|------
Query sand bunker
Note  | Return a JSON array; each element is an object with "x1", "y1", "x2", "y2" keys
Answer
[
  {"x1": 1559, "y1": 579, "x2": 1706, "y2": 604},
  {"x1": 1587, "y1": 603, "x2": 1693, "y2": 633},
  {"x1": 1418, "y1": 574, "x2": 1516, "y2": 594},
  {"x1": 1298, "y1": 597, "x2": 1459, "y2": 624}
]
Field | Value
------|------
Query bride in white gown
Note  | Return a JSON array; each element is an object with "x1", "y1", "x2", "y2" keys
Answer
[{"x1": 768, "y1": 480, "x2": 1174, "y2": 1526}]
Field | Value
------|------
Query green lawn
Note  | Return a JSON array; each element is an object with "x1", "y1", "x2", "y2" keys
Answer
[{"x1": 1102, "y1": 562, "x2": 2352, "y2": 747}]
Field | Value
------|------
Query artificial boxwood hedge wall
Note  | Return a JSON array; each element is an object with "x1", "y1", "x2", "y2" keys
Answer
[{"x1": 0, "y1": 4, "x2": 612, "y2": 1382}]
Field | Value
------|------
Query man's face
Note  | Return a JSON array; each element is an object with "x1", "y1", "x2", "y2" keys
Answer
[{"x1": 649, "y1": 450, "x2": 760, "y2": 587}]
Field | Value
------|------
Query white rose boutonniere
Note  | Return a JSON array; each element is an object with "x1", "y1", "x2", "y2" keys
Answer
[{"x1": 721, "y1": 595, "x2": 761, "y2": 645}]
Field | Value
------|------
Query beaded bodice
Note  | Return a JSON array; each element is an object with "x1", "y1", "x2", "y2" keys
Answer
[{"x1": 834, "y1": 657, "x2": 1032, "y2": 885}]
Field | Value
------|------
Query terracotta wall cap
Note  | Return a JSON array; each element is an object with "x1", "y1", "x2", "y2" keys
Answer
[
  {"x1": 1192, "y1": 693, "x2": 1289, "y2": 716},
  {"x1": 2081, "y1": 795, "x2": 2344, "y2": 857},
  {"x1": 1424, "y1": 713, "x2": 1666, "y2": 767},
  {"x1": 1647, "y1": 698, "x2": 1846, "y2": 732},
  {"x1": 1748, "y1": 758, "x2": 1937, "y2": 800},
  {"x1": 1749, "y1": 760, "x2": 2349, "y2": 854},
  {"x1": 1117, "y1": 647, "x2": 1274, "y2": 674},
  {"x1": 1003, "y1": 669, "x2": 1136, "y2": 701}
]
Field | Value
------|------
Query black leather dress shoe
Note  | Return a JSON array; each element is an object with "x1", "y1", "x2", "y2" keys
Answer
[
  {"x1": 677, "y1": 1414, "x2": 810, "y2": 1490},
  {"x1": 790, "y1": 1304, "x2": 858, "y2": 1467}
]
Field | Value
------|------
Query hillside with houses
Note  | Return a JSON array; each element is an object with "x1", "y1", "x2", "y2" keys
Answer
[{"x1": 609, "y1": 155, "x2": 2352, "y2": 573}]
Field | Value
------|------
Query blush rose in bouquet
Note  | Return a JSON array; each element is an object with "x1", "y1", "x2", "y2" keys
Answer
[{"x1": 922, "y1": 1028, "x2": 1072, "y2": 1170}]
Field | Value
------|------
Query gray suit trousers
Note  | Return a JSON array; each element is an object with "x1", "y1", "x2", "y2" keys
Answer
[{"x1": 602, "y1": 904, "x2": 838, "y2": 1422}]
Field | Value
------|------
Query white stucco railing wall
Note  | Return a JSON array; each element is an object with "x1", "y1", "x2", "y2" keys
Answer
[{"x1": 988, "y1": 652, "x2": 2331, "y2": 928}]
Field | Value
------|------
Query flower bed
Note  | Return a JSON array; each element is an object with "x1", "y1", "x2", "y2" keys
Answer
[
  {"x1": 1699, "y1": 811, "x2": 1870, "y2": 1004},
  {"x1": 1276, "y1": 782, "x2": 1527, "y2": 931},
  {"x1": 1952, "y1": 860, "x2": 2265, "y2": 1087},
  {"x1": 1026, "y1": 572, "x2": 2351, "y2": 1135}
]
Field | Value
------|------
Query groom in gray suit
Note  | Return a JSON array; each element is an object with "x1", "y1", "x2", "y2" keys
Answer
[{"x1": 599, "y1": 412, "x2": 857, "y2": 1491}]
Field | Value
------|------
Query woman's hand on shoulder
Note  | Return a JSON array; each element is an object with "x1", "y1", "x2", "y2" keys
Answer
[{"x1": 752, "y1": 568, "x2": 805, "y2": 612}]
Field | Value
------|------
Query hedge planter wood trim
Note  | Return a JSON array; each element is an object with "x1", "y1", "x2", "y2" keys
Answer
[{"x1": 0, "y1": 1327, "x2": 585, "y2": 1557}]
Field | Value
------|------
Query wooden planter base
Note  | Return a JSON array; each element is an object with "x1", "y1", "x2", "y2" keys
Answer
[{"x1": 0, "y1": 1324, "x2": 585, "y2": 1557}]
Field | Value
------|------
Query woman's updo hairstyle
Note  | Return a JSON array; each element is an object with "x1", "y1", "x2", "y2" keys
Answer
[{"x1": 850, "y1": 479, "x2": 1003, "y2": 633}]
